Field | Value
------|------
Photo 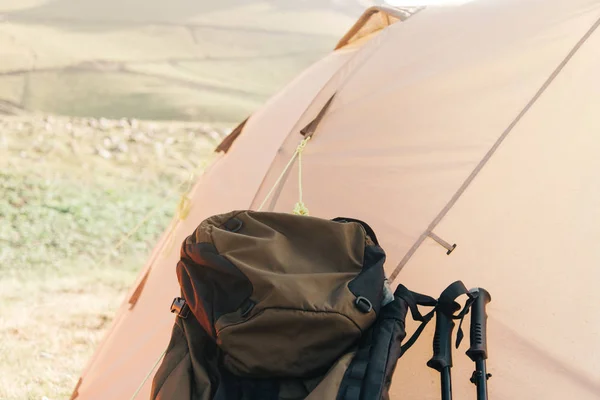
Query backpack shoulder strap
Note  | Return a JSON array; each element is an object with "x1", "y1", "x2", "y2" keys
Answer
[
  {"x1": 336, "y1": 281, "x2": 473, "y2": 400},
  {"x1": 336, "y1": 285, "x2": 437, "y2": 400}
]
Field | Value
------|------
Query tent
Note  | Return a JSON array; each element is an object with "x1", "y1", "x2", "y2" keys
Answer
[{"x1": 71, "y1": 1, "x2": 600, "y2": 399}]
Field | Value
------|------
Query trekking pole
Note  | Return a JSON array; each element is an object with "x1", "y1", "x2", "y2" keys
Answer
[
  {"x1": 427, "y1": 302, "x2": 460, "y2": 400},
  {"x1": 466, "y1": 288, "x2": 492, "y2": 400}
]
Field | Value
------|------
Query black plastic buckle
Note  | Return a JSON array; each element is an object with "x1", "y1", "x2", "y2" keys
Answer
[
  {"x1": 170, "y1": 297, "x2": 190, "y2": 319},
  {"x1": 470, "y1": 370, "x2": 492, "y2": 384},
  {"x1": 355, "y1": 296, "x2": 373, "y2": 313}
]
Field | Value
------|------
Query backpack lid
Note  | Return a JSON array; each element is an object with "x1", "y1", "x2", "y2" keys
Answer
[{"x1": 176, "y1": 210, "x2": 388, "y2": 378}]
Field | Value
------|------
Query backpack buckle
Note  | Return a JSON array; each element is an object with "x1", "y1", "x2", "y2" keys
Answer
[
  {"x1": 170, "y1": 297, "x2": 190, "y2": 319},
  {"x1": 355, "y1": 296, "x2": 373, "y2": 313}
]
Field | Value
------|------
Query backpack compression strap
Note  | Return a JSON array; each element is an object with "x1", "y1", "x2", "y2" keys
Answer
[
  {"x1": 336, "y1": 281, "x2": 474, "y2": 400},
  {"x1": 400, "y1": 280, "x2": 475, "y2": 355},
  {"x1": 336, "y1": 285, "x2": 437, "y2": 400},
  {"x1": 396, "y1": 284, "x2": 438, "y2": 355},
  {"x1": 437, "y1": 280, "x2": 476, "y2": 349}
]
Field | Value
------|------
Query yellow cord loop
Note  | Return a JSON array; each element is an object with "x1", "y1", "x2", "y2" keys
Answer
[
  {"x1": 292, "y1": 137, "x2": 310, "y2": 216},
  {"x1": 257, "y1": 136, "x2": 311, "y2": 215}
]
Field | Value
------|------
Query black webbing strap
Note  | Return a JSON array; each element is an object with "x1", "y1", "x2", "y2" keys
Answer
[
  {"x1": 337, "y1": 281, "x2": 475, "y2": 400},
  {"x1": 338, "y1": 330, "x2": 374, "y2": 400},
  {"x1": 397, "y1": 281, "x2": 476, "y2": 355},
  {"x1": 436, "y1": 280, "x2": 476, "y2": 348},
  {"x1": 395, "y1": 284, "x2": 437, "y2": 356}
]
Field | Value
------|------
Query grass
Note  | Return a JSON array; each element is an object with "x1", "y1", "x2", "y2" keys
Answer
[
  {"x1": 0, "y1": 255, "x2": 145, "y2": 400},
  {"x1": 0, "y1": 172, "x2": 174, "y2": 269},
  {"x1": 0, "y1": 115, "x2": 220, "y2": 400},
  {"x1": 0, "y1": 172, "x2": 176, "y2": 400}
]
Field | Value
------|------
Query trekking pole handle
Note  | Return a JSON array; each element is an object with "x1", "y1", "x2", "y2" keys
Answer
[
  {"x1": 466, "y1": 288, "x2": 491, "y2": 361},
  {"x1": 427, "y1": 307, "x2": 456, "y2": 372}
]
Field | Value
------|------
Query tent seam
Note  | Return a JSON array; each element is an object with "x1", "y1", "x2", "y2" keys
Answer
[
  {"x1": 248, "y1": 11, "x2": 414, "y2": 211},
  {"x1": 389, "y1": 12, "x2": 600, "y2": 282}
]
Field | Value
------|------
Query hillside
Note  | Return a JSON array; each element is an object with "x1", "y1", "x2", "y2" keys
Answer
[{"x1": 0, "y1": 0, "x2": 373, "y2": 123}]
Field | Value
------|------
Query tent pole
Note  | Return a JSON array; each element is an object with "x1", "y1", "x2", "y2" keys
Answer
[
  {"x1": 466, "y1": 288, "x2": 492, "y2": 400},
  {"x1": 427, "y1": 304, "x2": 459, "y2": 400}
]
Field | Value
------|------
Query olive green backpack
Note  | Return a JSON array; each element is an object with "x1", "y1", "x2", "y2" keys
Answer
[{"x1": 150, "y1": 210, "x2": 443, "y2": 399}]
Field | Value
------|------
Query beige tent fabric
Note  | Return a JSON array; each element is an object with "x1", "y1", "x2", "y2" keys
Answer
[
  {"x1": 252, "y1": 0, "x2": 600, "y2": 274},
  {"x1": 73, "y1": 1, "x2": 600, "y2": 399},
  {"x1": 392, "y1": 26, "x2": 600, "y2": 397}
]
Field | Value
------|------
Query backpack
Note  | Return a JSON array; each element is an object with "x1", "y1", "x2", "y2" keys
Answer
[{"x1": 149, "y1": 210, "x2": 450, "y2": 399}]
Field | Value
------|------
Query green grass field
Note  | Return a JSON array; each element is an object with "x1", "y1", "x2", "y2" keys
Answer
[
  {"x1": 0, "y1": 172, "x2": 173, "y2": 399},
  {"x1": 0, "y1": 115, "x2": 220, "y2": 399}
]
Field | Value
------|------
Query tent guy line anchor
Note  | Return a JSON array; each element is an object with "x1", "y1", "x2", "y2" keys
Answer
[{"x1": 427, "y1": 232, "x2": 457, "y2": 255}]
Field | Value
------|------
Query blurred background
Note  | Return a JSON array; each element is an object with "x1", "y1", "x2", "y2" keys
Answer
[
  {"x1": 0, "y1": 0, "x2": 380, "y2": 121},
  {"x1": 0, "y1": 1, "x2": 389, "y2": 399}
]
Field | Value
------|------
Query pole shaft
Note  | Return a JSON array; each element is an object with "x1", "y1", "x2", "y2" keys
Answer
[
  {"x1": 475, "y1": 359, "x2": 488, "y2": 400},
  {"x1": 441, "y1": 367, "x2": 452, "y2": 400}
]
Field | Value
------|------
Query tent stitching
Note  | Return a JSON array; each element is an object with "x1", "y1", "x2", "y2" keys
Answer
[{"x1": 389, "y1": 12, "x2": 600, "y2": 282}]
